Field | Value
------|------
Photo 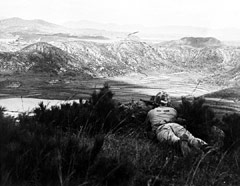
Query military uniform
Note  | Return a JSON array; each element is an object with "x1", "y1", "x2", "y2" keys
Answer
[{"x1": 146, "y1": 105, "x2": 207, "y2": 153}]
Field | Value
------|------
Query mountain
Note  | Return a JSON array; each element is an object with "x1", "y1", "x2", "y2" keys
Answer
[
  {"x1": 0, "y1": 17, "x2": 73, "y2": 45},
  {"x1": 52, "y1": 38, "x2": 240, "y2": 85},
  {"x1": 63, "y1": 21, "x2": 211, "y2": 40},
  {"x1": 63, "y1": 20, "x2": 240, "y2": 41},
  {"x1": 0, "y1": 17, "x2": 128, "y2": 43},
  {"x1": 0, "y1": 17, "x2": 67, "y2": 34},
  {"x1": 154, "y1": 40, "x2": 240, "y2": 86},
  {"x1": 0, "y1": 40, "x2": 172, "y2": 77},
  {"x1": 1, "y1": 36, "x2": 240, "y2": 87},
  {"x1": 2, "y1": 17, "x2": 240, "y2": 42},
  {"x1": 181, "y1": 37, "x2": 222, "y2": 47},
  {"x1": 162, "y1": 37, "x2": 222, "y2": 48},
  {"x1": 0, "y1": 42, "x2": 92, "y2": 78},
  {"x1": 0, "y1": 33, "x2": 240, "y2": 86},
  {"x1": 51, "y1": 39, "x2": 179, "y2": 77}
]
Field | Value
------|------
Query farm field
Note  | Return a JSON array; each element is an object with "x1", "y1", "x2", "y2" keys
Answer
[{"x1": 1, "y1": 71, "x2": 239, "y2": 118}]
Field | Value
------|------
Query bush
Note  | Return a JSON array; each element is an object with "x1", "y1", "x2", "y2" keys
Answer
[
  {"x1": 88, "y1": 82, "x2": 120, "y2": 134},
  {"x1": 0, "y1": 119, "x2": 105, "y2": 185},
  {"x1": 114, "y1": 101, "x2": 149, "y2": 138},
  {"x1": 176, "y1": 97, "x2": 215, "y2": 142},
  {"x1": 32, "y1": 101, "x2": 90, "y2": 132},
  {"x1": 28, "y1": 83, "x2": 124, "y2": 135},
  {"x1": 0, "y1": 110, "x2": 138, "y2": 186},
  {"x1": 1, "y1": 91, "x2": 240, "y2": 185},
  {"x1": 0, "y1": 107, "x2": 16, "y2": 183},
  {"x1": 221, "y1": 113, "x2": 240, "y2": 149}
]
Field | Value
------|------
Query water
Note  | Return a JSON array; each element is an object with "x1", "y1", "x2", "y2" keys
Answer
[{"x1": 0, "y1": 98, "x2": 78, "y2": 117}]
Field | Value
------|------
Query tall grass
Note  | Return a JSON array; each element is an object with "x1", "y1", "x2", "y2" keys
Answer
[{"x1": 0, "y1": 84, "x2": 240, "y2": 185}]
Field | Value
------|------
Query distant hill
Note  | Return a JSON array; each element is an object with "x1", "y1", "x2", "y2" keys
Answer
[
  {"x1": 63, "y1": 21, "x2": 211, "y2": 40},
  {"x1": 3, "y1": 17, "x2": 240, "y2": 41},
  {"x1": 205, "y1": 86, "x2": 240, "y2": 100},
  {"x1": 0, "y1": 17, "x2": 127, "y2": 41},
  {"x1": 0, "y1": 17, "x2": 68, "y2": 34},
  {"x1": 162, "y1": 37, "x2": 222, "y2": 48},
  {"x1": 180, "y1": 37, "x2": 222, "y2": 47},
  {"x1": 63, "y1": 20, "x2": 240, "y2": 41}
]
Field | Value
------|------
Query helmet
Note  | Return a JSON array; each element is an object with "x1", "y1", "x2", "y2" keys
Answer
[{"x1": 154, "y1": 91, "x2": 171, "y2": 106}]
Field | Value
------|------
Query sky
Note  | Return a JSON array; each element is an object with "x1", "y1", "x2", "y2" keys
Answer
[{"x1": 0, "y1": 0, "x2": 240, "y2": 29}]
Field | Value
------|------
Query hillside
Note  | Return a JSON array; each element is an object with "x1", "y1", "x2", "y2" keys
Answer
[
  {"x1": 0, "y1": 42, "x2": 92, "y2": 77},
  {"x1": 0, "y1": 40, "x2": 176, "y2": 77},
  {"x1": 1, "y1": 38, "x2": 240, "y2": 87},
  {"x1": 155, "y1": 44, "x2": 240, "y2": 86},
  {"x1": 52, "y1": 39, "x2": 240, "y2": 86},
  {"x1": 0, "y1": 36, "x2": 240, "y2": 114},
  {"x1": 52, "y1": 39, "x2": 177, "y2": 77}
]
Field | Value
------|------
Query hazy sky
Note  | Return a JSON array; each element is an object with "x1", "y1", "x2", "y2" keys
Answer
[{"x1": 1, "y1": 0, "x2": 240, "y2": 28}]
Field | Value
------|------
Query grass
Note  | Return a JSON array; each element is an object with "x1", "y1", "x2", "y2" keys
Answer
[
  {"x1": 101, "y1": 134, "x2": 240, "y2": 186},
  {"x1": 1, "y1": 118, "x2": 240, "y2": 186},
  {"x1": 1, "y1": 84, "x2": 240, "y2": 186}
]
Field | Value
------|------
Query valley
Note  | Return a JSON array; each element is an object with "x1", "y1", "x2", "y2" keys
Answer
[
  {"x1": 0, "y1": 17, "x2": 240, "y2": 118},
  {"x1": 0, "y1": 71, "x2": 238, "y2": 118}
]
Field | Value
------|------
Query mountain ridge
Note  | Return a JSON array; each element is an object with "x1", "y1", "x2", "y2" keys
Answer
[
  {"x1": 0, "y1": 42, "x2": 93, "y2": 78},
  {"x1": 0, "y1": 17, "x2": 66, "y2": 33},
  {"x1": 1, "y1": 39, "x2": 240, "y2": 87}
]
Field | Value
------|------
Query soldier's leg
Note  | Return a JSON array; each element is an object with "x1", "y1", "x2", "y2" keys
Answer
[
  {"x1": 156, "y1": 124, "x2": 180, "y2": 144},
  {"x1": 166, "y1": 123, "x2": 207, "y2": 151},
  {"x1": 156, "y1": 124, "x2": 192, "y2": 157}
]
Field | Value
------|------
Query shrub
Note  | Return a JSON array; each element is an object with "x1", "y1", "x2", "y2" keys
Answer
[
  {"x1": 28, "y1": 83, "x2": 123, "y2": 135},
  {"x1": 0, "y1": 107, "x2": 16, "y2": 183},
  {"x1": 1, "y1": 92, "x2": 240, "y2": 186},
  {"x1": 0, "y1": 124, "x2": 105, "y2": 185},
  {"x1": 176, "y1": 97, "x2": 215, "y2": 142},
  {"x1": 114, "y1": 101, "x2": 149, "y2": 138},
  {"x1": 18, "y1": 83, "x2": 148, "y2": 137},
  {"x1": 87, "y1": 82, "x2": 120, "y2": 134},
  {"x1": 0, "y1": 111, "x2": 139, "y2": 186},
  {"x1": 221, "y1": 113, "x2": 240, "y2": 149}
]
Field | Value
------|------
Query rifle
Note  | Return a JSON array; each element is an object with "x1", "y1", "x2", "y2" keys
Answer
[{"x1": 140, "y1": 99, "x2": 160, "y2": 106}]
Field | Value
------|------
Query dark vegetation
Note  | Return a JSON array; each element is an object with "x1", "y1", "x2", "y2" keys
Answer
[
  {"x1": 177, "y1": 97, "x2": 216, "y2": 142},
  {"x1": 0, "y1": 84, "x2": 240, "y2": 186}
]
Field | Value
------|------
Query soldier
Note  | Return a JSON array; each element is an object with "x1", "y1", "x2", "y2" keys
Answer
[{"x1": 145, "y1": 91, "x2": 208, "y2": 156}]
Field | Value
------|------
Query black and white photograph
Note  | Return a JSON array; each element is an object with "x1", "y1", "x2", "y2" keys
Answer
[{"x1": 0, "y1": 0, "x2": 240, "y2": 185}]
